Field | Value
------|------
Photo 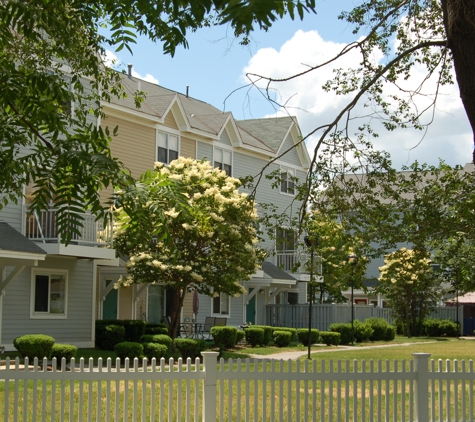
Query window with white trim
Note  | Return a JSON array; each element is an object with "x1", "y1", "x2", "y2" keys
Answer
[
  {"x1": 214, "y1": 147, "x2": 232, "y2": 175},
  {"x1": 31, "y1": 269, "x2": 68, "y2": 318},
  {"x1": 157, "y1": 131, "x2": 179, "y2": 164},
  {"x1": 280, "y1": 167, "x2": 295, "y2": 195},
  {"x1": 212, "y1": 293, "x2": 230, "y2": 316}
]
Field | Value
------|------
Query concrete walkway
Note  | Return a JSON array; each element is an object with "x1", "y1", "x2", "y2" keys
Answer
[{"x1": 247, "y1": 337, "x2": 475, "y2": 361}]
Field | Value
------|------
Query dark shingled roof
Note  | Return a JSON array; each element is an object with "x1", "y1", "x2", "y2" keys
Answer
[
  {"x1": 262, "y1": 261, "x2": 296, "y2": 281},
  {"x1": 0, "y1": 222, "x2": 46, "y2": 255}
]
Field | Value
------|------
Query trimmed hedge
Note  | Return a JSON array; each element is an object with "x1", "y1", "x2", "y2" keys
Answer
[
  {"x1": 210, "y1": 326, "x2": 237, "y2": 350},
  {"x1": 244, "y1": 328, "x2": 264, "y2": 347},
  {"x1": 95, "y1": 319, "x2": 146, "y2": 343},
  {"x1": 365, "y1": 318, "x2": 396, "y2": 341},
  {"x1": 145, "y1": 323, "x2": 168, "y2": 335},
  {"x1": 142, "y1": 342, "x2": 168, "y2": 360},
  {"x1": 114, "y1": 342, "x2": 144, "y2": 362},
  {"x1": 296, "y1": 328, "x2": 320, "y2": 346},
  {"x1": 329, "y1": 323, "x2": 353, "y2": 345},
  {"x1": 235, "y1": 330, "x2": 245, "y2": 345},
  {"x1": 95, "y1": 324, "x2": 125, "y2": 350},
  {"x1": 13, "y1": 334, "x2": 55, "y2": 360},
  {"x1": 139, "y1": 334, "x2": 172, "y2": 351},
  {"x1": 173, "y1": 338, "x2": 206, "y2": 360},
  {"x1": 252, "y1": 325, "x2": 273, "y2": 346},
  {"x1": 273, "y1": 330, "x2": 293, "y2": 347},
  {"x1": 51, "y1": 343, "x2": 78, "y2": 362},
  {"x1": 319, "y1": 331, "x2": 341, "y2": 346},
  {"x1": 271, "y1": 327, "x2": 297, "y2": 342},
  {"x1": 424, "y1": 319, "x2": 459, "y2": 337},
  {"x1": 353, "y1": 320, "x2": 373, "y2": 343}
]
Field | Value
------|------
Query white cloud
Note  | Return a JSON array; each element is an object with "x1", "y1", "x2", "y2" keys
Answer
[
  {"x1": 103, "y1": 50, "x2": 159, "y2": 85},
  {"x1": 242, "y1": 30, "x2": 473, "y2": 168}
]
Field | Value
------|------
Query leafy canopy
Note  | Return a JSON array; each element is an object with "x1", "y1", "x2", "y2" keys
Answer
[{"x1": 0, "y1": 0, "x2": 315, "y2": 242}]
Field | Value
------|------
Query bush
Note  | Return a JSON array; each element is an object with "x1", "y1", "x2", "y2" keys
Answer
[
  {"x1": 354, "y1": 320, "x2": 374, "y2": 343},
  {"x1": 271, "y1": 327, "x2": 297, "y2": 342},
  {"x1": 210, "y1": 326, "x2": 237, "y2": 350},
  {"x1": 145, "y1": 323, "x2": 168, "y2": 335},
  {"x1": 319, "y1": 331, "x2": 341, "y2": 346},
  {"x1": 13, "y1": 334, "x2": 55, "y2": 360},
  {"x1": 95, "y1": 324, "x2": 125, "y2": 350},
  {"x1": 139, "y1": 334, "x2": 173, "y2": 351},
  {"x1": 273, "y1": 330, "x2": 293, "y2": 347},
  {"x1": 383, "y1": 325, "x2": 397, "y2": 341},
  {"x1": 173, "y1": 338, "x2": 206, "y2": 360},
  {"x1": 252, "y1": 325, "x2": 273, "y2": 346},
  {"x1": 121, "y1": 320, "x2": 147, "y2": 342},
  {"x1": 244, "y1": 328, "x2": 264, "y2": 347},
  {"x1": 329, "y1": 323, "x2": 353, "y2": 345},
  {"x1": 235, "y1": 330, "x2": 245, "y2": 345},
  {"x1": 296, "y1": 329, "x2": 320, "y2": 346},
  {"x1": 51, "y1": 343, "x2": 77, "y2": 362},
  {"x1": 142, "y1": 342, "x2": 168, "y2": 360},
  {"x1": 114, "y1": 342, "x2": 144, "y2": 362},
  {"x1": 365, "y1": 318, "x2": 395, "y2": 341},
  {"x1": 424, "y1": 319, "x2": 459, "y2": 337}
]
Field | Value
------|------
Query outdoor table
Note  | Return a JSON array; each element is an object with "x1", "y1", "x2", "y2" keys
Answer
[{"x1": 180, "y1": 322, "x2": 203, "y2": 339}]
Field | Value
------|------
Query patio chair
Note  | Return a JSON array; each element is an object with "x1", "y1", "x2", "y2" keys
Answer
[
  {"x1": 214, "y1": 317, "x2": 227, "y2": 326},
  {"x1": 200, "y1": 317, "x2": 216, "y2": 339}
]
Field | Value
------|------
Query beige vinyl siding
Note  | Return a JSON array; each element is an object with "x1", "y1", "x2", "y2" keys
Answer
[
  {"x1": 181, "y1": 136, "x2": 196, "y2": 159},
  {"x1": 182, "y1": 290, "x2": 194, "y2": 321},
  {"x1": 2, "y1": 257, "x2": 94, "y2": 345},
  {"x1": 163, "y1": 112, "x2": 179, "y2": 130}
]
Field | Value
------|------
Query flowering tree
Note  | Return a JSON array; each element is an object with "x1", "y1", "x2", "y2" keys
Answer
[
  {"x1": 114, "y1": 157, "x2": 265, "y2": 338},
  {"x1": 306, "y1": 212, "x2": 368, "y2": 303},
  {"x1": 377, "y1": 248, "x2": 443, "y2": 337}
]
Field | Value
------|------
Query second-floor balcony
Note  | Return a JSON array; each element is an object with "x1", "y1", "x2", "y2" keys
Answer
[
  {"x1": 274, "y1": 250, "x2": 322, "y2": 277},
  {"x1": 24, "y1": 205, "x2": 116, "y2": 260}
]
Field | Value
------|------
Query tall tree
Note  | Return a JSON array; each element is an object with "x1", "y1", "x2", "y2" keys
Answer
[
  {"x1": 114, "y1": 158, "x2": 265, "y2": 338},
  {"x1": 0, "y1": 0, "x2": 315, "y2": 242}
]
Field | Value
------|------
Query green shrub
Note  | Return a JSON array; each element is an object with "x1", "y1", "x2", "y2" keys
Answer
[
  {"x1": 424, "y1": 319, "x2": 459, "y2": 337},
  {"x1": 273, "y1": 330, "x2": 293, "y2": 347},
  {"x1": 235, "y1": 330, "x2": 245, "y2": 345},
  {"x1": 95, "y1": 324, "x2": 125, "y2": 350},
  {"x1": 13, "y1": 334, "x2": 55, "y2": 360},
  {"x1": 121, "y1": 320, "x2": 147, "y2": 342},
  {"x1": 139, "y1": 334, "x2": 172, "y2": 350},
  {"x1": 319, "y1": 331, "x2": 341, "y2": 346},
  {"x1": 244, "y1": 328, "x2": 264, "y2": 347},
  {"x1": 383, "y1": 325, "x2": 397, "y2": 341},
  {"x1": 354, "y1": 320, "x2": 373, "y2": 343},
  {"x1": 142, "y1": 342, "x2": 168, "y2": 360},
  {"x1": 252, "y1": 325, "x2": 273, "y2": 346},
  {"x1": 296, "y1": 328, "x2": 320, "y2": 346},
  {"x1": 272, "y1": 327, "x2": 297, "y2": 342},
  {"x1": 51, "y1": 343, "x2": 77, "y2": 362},
  {"x1": 145, "y1": 324, "x2": 168, "y2": 335},
  {"x1": 329, "y1": 323, "x2": 353, "y2": 345},
  {"x1": 114, "y1": 342, "x2": 144, "y2": 362},
  {"x1": 210, "y1": 326, "x2": 237, "y2": 350},
  {"x1": 173, "y1": 338, "x2": 205, "y2": 360},
  {"x1": 365, "y1": 318, "x2": 394, "y2": 341}
]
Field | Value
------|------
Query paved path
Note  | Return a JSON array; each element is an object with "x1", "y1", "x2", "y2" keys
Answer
[{"x1": 247, "y1": 337, "x2": 475, "y2": 361}]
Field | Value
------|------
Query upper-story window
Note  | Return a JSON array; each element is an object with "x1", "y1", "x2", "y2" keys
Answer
[
  {"x1": 280, "y1": 167, "x2": 295, "y2": 195},
  {"x1": 157, "y1": 131, "x2": 179, "y2": 164},
  {"x1": 30, "y1": 268, "x2": 68, "y2": 319},
  {"x1": 214, "y1": 147, "x2": 232, "y2": 175}
]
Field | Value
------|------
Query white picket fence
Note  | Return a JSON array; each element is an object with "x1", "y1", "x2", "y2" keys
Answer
[{"x1": 1, "y1": 352, "x2": 474, "y2": 421}]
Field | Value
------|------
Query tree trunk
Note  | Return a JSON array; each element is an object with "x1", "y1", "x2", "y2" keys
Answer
[
  {"x1": 442, "y1": 0, "x2": 475, "y2": 163},
  {"x1": 168, "y1": 288, "x2": 185, "y2": 340}
]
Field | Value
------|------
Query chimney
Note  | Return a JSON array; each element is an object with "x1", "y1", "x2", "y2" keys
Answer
[
  {"x1": 186, "y1": 85, "x2": 189, "y2": 98},
  {"x1": 127, "y1": 64, "x2": 133, "y2": 78}
]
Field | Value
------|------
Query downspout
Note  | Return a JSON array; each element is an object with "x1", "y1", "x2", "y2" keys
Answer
[{"x1": 91, "y1": 260, "x2": 98, "y2": 347}]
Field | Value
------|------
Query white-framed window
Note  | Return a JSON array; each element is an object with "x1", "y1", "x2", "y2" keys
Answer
[
  {"x1": 212, "y1": 293, "x2": 230, "y2": 316},
  {"x1": 280, "y1": 167, "x2": 295, "y2": 195},
  {"x1": 30, "y1": 269, "x2": 68, "y2": 319},
  {"x1": 214, "y1": 147, "x2": 232, "y2": 175},
  {"x1": 157, "y1": 131, "x2": 179, "y2": 164}
]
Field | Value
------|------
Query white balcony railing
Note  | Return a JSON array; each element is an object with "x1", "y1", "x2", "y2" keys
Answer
[
  {"x1": 24, "y1": 205, "x2": 113, "y2": 247},
  {"x1": 275, "y1": 250, "x2": 322, "y2": 274}
]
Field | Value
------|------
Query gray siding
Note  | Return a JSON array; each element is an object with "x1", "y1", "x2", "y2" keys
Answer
[
  {"x1": 197, "y1": 142, "x2": 213, "y2": 163},
  {"x1": 217, "y1": 129, "x2": 232, "y2": 146},
  {"x1": 0, "y1": 202, "x2": 23, "y2": 232},
  {"x1": 278, "y1": 134, "x2": 301, "y2": 167},
  {"x1": 2, "y1": 257, "x2": 94, "y2": 345}
]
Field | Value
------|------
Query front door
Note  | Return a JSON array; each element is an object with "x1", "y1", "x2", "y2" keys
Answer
[
  {"x1": 148, "y1": 285, "x2": 164, "y2": 323},
  {"x1": 246, "y1": 288, "x2": 256, "y2": 325},
  {"x1": 103, "y1": 279, "x2": 118, "y2": 320}
]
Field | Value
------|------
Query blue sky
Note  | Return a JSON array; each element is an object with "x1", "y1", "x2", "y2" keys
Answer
[{"x1": 104, "y1": 1, "x2": 473, "y2": 169}]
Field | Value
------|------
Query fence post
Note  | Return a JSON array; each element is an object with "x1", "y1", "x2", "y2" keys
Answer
[
  {"x1": 202, "y1": 351, "x2": 219, "y2": 422},
  {"x1": 412, "y1": 353, "x2": 431, "y2": 422}
]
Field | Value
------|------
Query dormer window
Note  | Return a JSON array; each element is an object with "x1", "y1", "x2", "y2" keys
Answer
[
  {"x1": 157, "y1": 131, "x2": 179, "y2": 164},
  {"x1": 214, "y1": 147, "x2": 232, "y2": 175}
]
